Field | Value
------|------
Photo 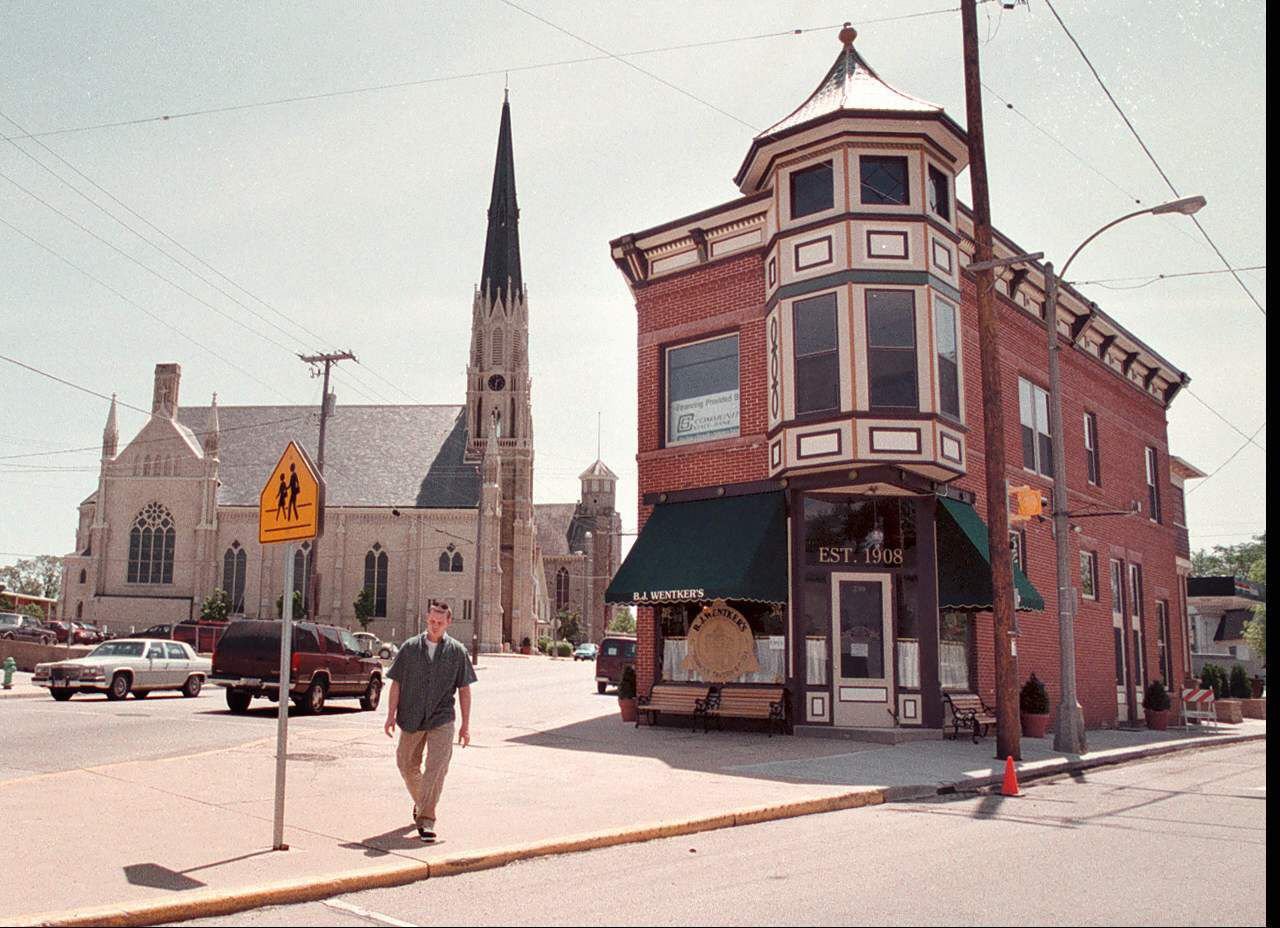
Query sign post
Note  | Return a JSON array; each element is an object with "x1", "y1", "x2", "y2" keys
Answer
[{"x1": 258, "y1": 441, "x2": 324, "y2": 852}]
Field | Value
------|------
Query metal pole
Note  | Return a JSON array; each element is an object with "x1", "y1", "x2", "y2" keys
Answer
[
  {"x1": 471, "y1": 466, "x2": 485, "y2": 666},
  {"x1": 961, "y1": 0, "x2": 1020, "y2": 760},
  {"x1": 272, "y1": 542, "x2": 294, "y2": 850},
  {"x1": 1044, "y1": 265, "x2": 1088, "y2": 754}
]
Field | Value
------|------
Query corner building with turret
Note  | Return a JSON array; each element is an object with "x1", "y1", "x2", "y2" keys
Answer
[{"x1": 606, "y1": 28, "x2": 1201, "y2": 735}]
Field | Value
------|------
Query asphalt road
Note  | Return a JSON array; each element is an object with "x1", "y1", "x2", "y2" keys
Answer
[{"x1": 176, "y1": 741, "x2": 1266, "y2": 927}]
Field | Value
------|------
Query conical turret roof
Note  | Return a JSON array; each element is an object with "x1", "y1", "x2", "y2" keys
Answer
[{"x1": 480, "y1": 92, "x2": 523, "y2": 304}]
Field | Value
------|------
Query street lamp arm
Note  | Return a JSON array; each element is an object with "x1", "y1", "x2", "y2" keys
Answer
[
  {"x1": 1059, "y1": 206, "x2": 1155, "y2": 282},
  {"x1": 1060, "y1": 195, "x2": 1205, "y2": 281}
]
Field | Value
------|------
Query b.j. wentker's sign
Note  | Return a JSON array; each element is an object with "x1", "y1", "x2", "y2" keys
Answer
[{"x1": 632, "y1": 589, "x2": 706, "y2": 603}]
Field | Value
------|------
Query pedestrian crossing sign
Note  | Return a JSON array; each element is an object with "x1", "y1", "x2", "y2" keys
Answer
[{"x1": 258, "y1": 441, "x2": 325, "y2": 544}]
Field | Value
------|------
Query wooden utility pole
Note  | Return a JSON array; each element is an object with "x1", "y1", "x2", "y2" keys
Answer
[
  {"x1": 298, "y1": 350, "x2": 356, "y2": 621},
  {"x1": 960, "y1": 0, "x2": 1020, "y2": 761}
]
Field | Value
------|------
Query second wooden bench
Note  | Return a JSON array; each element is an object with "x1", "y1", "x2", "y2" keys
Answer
[{"x1": 698, "y1": 685, "x2": 787, "y2": 736}]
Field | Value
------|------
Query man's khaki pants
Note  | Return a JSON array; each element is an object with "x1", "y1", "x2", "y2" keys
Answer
[{"x1": 396, "y1": 722, "x2": 455, "y2": 828}]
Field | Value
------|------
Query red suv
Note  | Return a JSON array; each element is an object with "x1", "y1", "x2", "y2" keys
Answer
[
  {"x1": 212, "y1": 620, "x2": 382, "y2": 714},
  {"x1": 595, "y1": 635, "x2": 637, "y2": 694}
]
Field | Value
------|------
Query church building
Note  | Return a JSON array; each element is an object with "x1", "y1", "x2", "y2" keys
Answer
[{"x1": 57, "y1": 95, "x2": 621, "y2": 650}]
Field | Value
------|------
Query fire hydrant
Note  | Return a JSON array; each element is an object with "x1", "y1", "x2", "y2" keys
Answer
[{"x1": 2, "y1": 656, "x2": 16, "y2": 690}]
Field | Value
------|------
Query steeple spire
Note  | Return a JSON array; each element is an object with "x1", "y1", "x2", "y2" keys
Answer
[
  {"x1": 480, "y1": 93, "x2": 522, "y2": 304},
  {"x1": 203, "y1": 393, "x2": 221, "y2": 458},
  {"x1": 102, "y1": 394, "x2": 119, "y2": 460}
]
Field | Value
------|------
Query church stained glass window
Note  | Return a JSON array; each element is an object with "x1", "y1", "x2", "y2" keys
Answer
[{"x1": 127, "y1": 502, "x2": 175, "y2": 584}]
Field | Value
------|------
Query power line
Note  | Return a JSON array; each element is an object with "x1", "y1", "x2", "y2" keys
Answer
[
  {"x1": 0, "y1": 353, "x2": 151, "y2": 416},
  {"x1": 1186, "y1": 421, "x2": 1266, "y2": 496},
  {"x1": 1068, "y1": 265, "x2": 1266, "y2": 288},
  {"x1": 1042, "y1": 0, "x2": 1265, "y2": 318},
  {"x1": 1182, "y1": 390, "x2": 1266, "y2": 455}
]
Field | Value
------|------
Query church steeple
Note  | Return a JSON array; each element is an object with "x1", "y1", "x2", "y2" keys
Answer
[
  {"x1": 102, "y1": 394, "x2": 119, "y2": 460},
  {"x1": 480, "y1": 92, "x2": 522, "y2": 304}
]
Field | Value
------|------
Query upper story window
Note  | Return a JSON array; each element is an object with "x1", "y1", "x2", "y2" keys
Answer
[
  {"x1": 860, "y1": 155, "x2": 909, "y2": 206},
  {"x1": 438, "y1": 543, "x2": 463, "y2": 572},
  {"x1": 222, "y1": 542, "x2": 247, "y2": 613},
  {"x1": 127, "y1": 502, "x2": 175, "y2": 585},
  {"x1": 865, "y1": 290, "x2": 918, "y2": 410},
  {"x1": 1018, "y1": 378, "x2": 1052, "y2": 477},
  {"x1": 927, "y1": 165, "x2": 950, "y2": 220},
  {"x1": 790, "y1": 161, "x2": 834, "y2": 219},
  {"x1": 1110, "y1": 559, "x2": 1124, "y2": 618},
  {"x1": 1080, "y1": 550, "x2": 1098, "y2": 600},
  {"x1": 1129, "y1": 562, "x2": 1144, "y2": 618},
  {"x1": 1084, "y1": 411, "x2": 1101, "y2": 486},
  {"x1": 1145, "y1": 446, "x2": 1162, "y2": 523},
  {"x1": 666, "y1": 334, "x2": 739, "y2": 446},
  {"x1": 1009, "y1": 529, "x2": 1026, "y2": 572},
  {"x1": 934, "y1": 298, "x2": 960, "y2": 419},
  {"x1": 792, "y1": 293, "x2": 840, "y2": 415},
  {"x1": 364, "y1": 543, "x2": 388, "y2": 618}
]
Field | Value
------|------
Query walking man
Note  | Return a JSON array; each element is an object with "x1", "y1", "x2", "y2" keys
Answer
[{"x1": 384, "y1": 600, "x2": 476, "y2": 842}]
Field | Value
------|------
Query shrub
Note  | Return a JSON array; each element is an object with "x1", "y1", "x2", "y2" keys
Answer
[
  {"x1": 618, "y1": 665, "x2": 637, "y2": 700},
  {"x1": 1200, "y1": 663, "x2": 1227, "y2": 699},
  {"x1": 1142, "y1": 680, "x2": 1171, "y2": 712},
  {"x1": 1229, "y1": 664, "x2": 1251, "y2": 699},
  {"x1": 536, "y1": 636, "x2": 551, "y2": 655},
  {"x1": 1020, "y1": 673, "x2": 1050, "y2": 715},
  {"x1": 555, "y1": 640, "x2": 573, "y2": 657}
]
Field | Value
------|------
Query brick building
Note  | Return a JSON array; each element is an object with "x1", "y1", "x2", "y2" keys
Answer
[{"x1": 605, "y1": 29, "x2": 1199, "y2": 735}]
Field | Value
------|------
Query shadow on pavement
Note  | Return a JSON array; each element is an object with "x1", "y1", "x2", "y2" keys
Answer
[
  {"x1": 124, "y1": 849, "x2": 278, "y2": 891},
  {"x1": 340, "y1": 824, "x2": 439, "y2": 857}
]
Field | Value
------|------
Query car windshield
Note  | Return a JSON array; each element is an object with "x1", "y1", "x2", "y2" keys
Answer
[
  {"x1": 0, "y1": 614, "x2": 21, "y2": 627},
  {"x1": 89, "y1": 641, "x2": 146, "y2": 658}
]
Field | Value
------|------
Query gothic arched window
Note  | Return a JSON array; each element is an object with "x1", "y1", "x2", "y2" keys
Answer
[
  {"x1": 364, "y1": 543, "x2": 389, "y2": 618},
  {"x1": 127, "y1": 502, "x2": 175, "y2": 584},
  {"x1": 555, "y1": 566, "x2": 570, "y2": 612},
  {"x1": 76, "y1": 602, "x2": 83, "y2": 619},
  {"x1": 223, "y1": 542, "x2": 247, "y2": 613},
  {"x1": 451, "y1": 550, "x2": 463, "y2": 572},
  {"x1": 78, "y1": 569, "x2": 86, "y2": 584},
  {"x1": 293, "y1": 542, "x2": 312, "y2": 615}
]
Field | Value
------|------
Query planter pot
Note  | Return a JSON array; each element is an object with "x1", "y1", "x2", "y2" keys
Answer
[
  {"x1": 618, "y1": 697, "x2": 638, "y2": 723},
  {"x1": 1214, "y1": 699, "x2": 1244, "y2": 724},
  {"x1": 1250, "y1": 679, "x2": 1264, "y2": 699},
  {"x1": 1020, "y1": 712, "x2": 1050, "y2": 738},
  {"x1": 1240, "y1": 698, "x2": 1267, "y2": 720},
  {"x1": 1145, "y1": 708, "x2": 1170, "y2": 731},
  {"x1": 519, "y1": 645, "x2": 532, "y2": 655}
]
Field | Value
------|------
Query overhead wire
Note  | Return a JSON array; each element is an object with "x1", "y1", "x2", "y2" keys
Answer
[{"x1": 1186, "y1": 421, "x2": 1266, "y2": 496}]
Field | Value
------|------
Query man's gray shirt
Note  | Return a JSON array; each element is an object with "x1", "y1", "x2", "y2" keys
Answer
[{"x1": 386, "y1": 633, "x2": 477, "y2": 732}]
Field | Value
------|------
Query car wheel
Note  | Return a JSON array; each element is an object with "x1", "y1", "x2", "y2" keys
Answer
[
  {"x1": 360, "y1": 676, "x2": 382, "y2": 711},
  {"x1": 597, "y1": 681, "x2": 607, "y2": 694},
  {"x1": 225, "y1": 689, "x2": 252, "y2": 713},
  {"x1": 0, "y1": 632, "x2": 13, "y2": 641},
  {"x1": 133, "y1": 689, "x2": 149, "y2": 699},
  {"x1": 182, "y1": 675, "x2": 203, "y2": 698},
  {"x1": 51, "y1": 689, "x2": 74, "y2": 702},
  {"x1": 297, "y1": 679, "x2": 326, "y2": 714},
  {"x1": 107, "y1": 672, "x2": 131, "y2": 701}
]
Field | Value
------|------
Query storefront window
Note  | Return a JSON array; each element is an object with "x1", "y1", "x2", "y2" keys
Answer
[
  {"x1": 658, "y1": 600, "x2": 786, "y2": 685},
  {"x1": 896, "y1": 575, "x2": 920, "y2": 689},
  {"x1": 802, "y1": 570, "x2": 831, "y2": 685},
  {"x1": 939, "y1": 611, "x2": 972, "y2": 691},
  {"x1": 803, "y1": 494, "x2": 917, "y2": 569},
  {"x1": 665, "y1": 334, "x2": 740, "y2": 446}
]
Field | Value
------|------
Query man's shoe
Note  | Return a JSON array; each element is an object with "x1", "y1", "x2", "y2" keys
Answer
[{"x1": 417, "y1": 824, "x2": 436, "y2": 843}]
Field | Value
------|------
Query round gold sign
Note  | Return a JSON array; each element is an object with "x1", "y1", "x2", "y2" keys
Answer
[{"x1": 682, "y1": 599, "x2": 760, "y2": 683}]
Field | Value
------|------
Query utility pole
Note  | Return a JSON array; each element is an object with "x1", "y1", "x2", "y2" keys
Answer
[
  {"x1": 298, "y1": 350, "x2": 356, "y2": 622},
  {"x1": 1044, "y1": 265, "x2": 1088, "y2": 755},
  {"x1": 961, "y1": 0, "x2": 1020, "y2": 761}
]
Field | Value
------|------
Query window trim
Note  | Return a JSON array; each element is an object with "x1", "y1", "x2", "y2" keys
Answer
[
  {"x1": 1084, "y1": 411, "x2": 1101, "y2": 486},
  {"x1": 934, "y1": 296, "x2": 961, "y2": 422},
  {"x1": 1080, "y1": 550, "x2": 1098, "y2": 601},
  {"x1": 1145, "y1": 446, "x2": 1162, "y2": 523},
  {"x1": 926, "y1": 164, "x2": 951, "y2": 221},
  {"x1": 663, "y1": 331, "x2": 741, "y2": 448},
  {"x1": 1018, "y1": 377, "x2": 1053, "y2": 477},
  {"x1": 858, "y1": 154, "x2": 910, "y2": 207}
]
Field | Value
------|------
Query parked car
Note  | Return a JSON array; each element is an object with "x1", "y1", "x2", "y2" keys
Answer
[
  {"x1": 0, "y1": 612, "x2": 57, "y2": 645},
  {"x1": 31, "y1": 638, "x2": 210, "y2": 701},
  {"x1": 118, "y1": 623, "x2": 175, "y2": 640},
  {"x1": 42, "y1": 619, "x2": 75, "y2": 644},
  {"x1": 595, "y1": 635, "x2": 637, "y2": 694},
  {"x1": 70, "y1": 622, "x2": 106, "y2": 645},
  {"x1": 211, "y1": 620, "x2": 383, "y2": 714},
  {"x1": 353, "y1": 631, "x2": 398, "y2": 661},
  {"x1": 573, "y1": 642, "x2": 598, "y2": 662}
]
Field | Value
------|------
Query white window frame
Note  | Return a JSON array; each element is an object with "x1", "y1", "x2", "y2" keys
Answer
[
  {"x1": 664, "y1": 332, "x2": 740, "y2": 447},
  {"x1": 1145, "y1": 446, "x2": 1162, "y2": 523},
  {"x1": 1018, "y1": 378, "x2": 1052, "y2": 477},
  {"x1": 1080, "y1": 550, "x2": 1098, "y2": 600},
  {"x1": 1083, "y1": 411, "x2": 1100, "y2": 486}
]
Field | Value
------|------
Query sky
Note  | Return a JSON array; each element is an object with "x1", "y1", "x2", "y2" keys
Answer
[{"x1": 0, "y1": 0, "x2": 1267, "y2": 571}]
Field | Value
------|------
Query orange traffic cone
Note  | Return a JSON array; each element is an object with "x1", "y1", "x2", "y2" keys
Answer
[{"x1": 1000, "y1": 756, "x2": 1020, "y2": 796}]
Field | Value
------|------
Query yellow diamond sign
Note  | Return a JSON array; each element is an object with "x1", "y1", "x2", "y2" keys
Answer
[{"x1": 258, "y1": 441, "x2": 325, "y2": 544}]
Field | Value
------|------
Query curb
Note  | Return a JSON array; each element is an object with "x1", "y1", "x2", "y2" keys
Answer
[{"x1": 15, "y1": 731, "x2": 1264, "y2": 927}]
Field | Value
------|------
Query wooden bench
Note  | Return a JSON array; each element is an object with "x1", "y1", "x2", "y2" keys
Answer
[
  {"x1": 944, "y1": 692, "x2": 997, "y2": 743},
  {"x1": 636, "y1": 684, "x2": 711, "y2": 729},
  {"x1": 698, "y1": 685, "x2": 787, "y2": 736}
]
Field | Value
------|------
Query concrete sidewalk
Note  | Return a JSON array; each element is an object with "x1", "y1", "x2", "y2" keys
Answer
[
  {"x1": 0, "y1": 670, "x2": 40, "y2": 699},
  {"x1": 5, "y1": 658, "x2": 1264, "y2": 927}
]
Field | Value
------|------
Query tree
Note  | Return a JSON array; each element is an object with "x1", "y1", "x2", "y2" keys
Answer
[
  {"x1": 608, "y1": 607, "x2": 636, "y2": 634},
  {"x1": 201, "y1": 588, "x2": 231, "y2": 622},
  {"x1": 276, "y1": 590, "x2": 304, "y2": 619},
  {"x1": 556, "y1": 609, "x2": 583, "y2": 645},
  {"x1": 353, "y1": 587, "x2": 375, "y2": 631},
  {"x1": 0, "y1": 555, "x2": 63, "y2": 600},
  {"x1": 1192, "y1": 535, "x2": 1266, "y2": 578}
]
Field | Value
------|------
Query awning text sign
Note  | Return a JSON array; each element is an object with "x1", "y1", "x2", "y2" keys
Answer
[{"x1": 633, "y1": 588, "x2": 706, "y2": 604}]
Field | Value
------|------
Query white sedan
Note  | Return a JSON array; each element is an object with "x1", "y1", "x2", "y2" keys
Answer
[{"x1": 32, "y1": 638, "x2": 211, "y2": 701}]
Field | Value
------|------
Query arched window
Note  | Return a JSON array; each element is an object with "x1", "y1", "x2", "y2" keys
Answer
[
  {"x1": 439, "y1": 545, "x2": 453, "y2": 572},
  {"x1": 364, "y1": 543, "x2": 389, "y2": 618},
  {"x1": 293, "y1": 542, "x2": 312, "y2": 615},
  {"x1": 474, "y1": 332, "x2": 484, "y2": 367},
  {"x1": 223, "y1": 542, "x2": 247, "y2": 613},
  {"x1": 451, "y1": 550, "x2": 463, "y2": 572},
  {"x1": 492, "y1": 328, "x2": 505, "y2": 368},
  {"x1": 78, "y1": 569, "x2": 86, "y2": 584},
  {"x1": 555, "y1": 566, "x2": 570, "y2": 611},
  {"x1": 76, "y1": 602, "x2": 83, "y2": 619},
  {"x1": 127, "y1": 502, "x2": 175, "y2": 584}
]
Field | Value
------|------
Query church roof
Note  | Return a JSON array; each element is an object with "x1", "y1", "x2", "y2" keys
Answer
[
  {"x1": 758, "y1": 29, "x2": 942, "y2": 140},
  {"x1": 174, "y1": 404, "x2": 478, "y2": 509},
  {"x1": 534, "y1": 503, "x2": 579, "y2": 558},
  {"x1": 480, "y1": 94, "x2": 523, "y2": 304}
]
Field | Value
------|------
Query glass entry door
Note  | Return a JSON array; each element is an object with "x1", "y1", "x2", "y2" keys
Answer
[{"x1": 831, "y1": 572, "x2": 894, "y2": 728}]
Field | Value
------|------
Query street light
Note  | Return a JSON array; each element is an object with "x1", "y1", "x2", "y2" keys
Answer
[{"x1": 990, "y1": 194, "x2": 1206, "y2": 756}]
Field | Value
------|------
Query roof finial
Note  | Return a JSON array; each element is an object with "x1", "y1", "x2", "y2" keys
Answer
[{"x1": 839, "y1": 22, "x2": 857, "y2": 47}]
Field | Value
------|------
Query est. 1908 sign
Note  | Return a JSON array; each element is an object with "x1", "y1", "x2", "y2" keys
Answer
[{"x1": 682, "y1": 599, "x2": 760, "y2": 683}]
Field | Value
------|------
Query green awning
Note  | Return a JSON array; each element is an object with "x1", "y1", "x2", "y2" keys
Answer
[
  {"x1": 605, "y1": 491, "x2": 788, "y2": 605},
  {"x1": 937, "y1": 497, "x2": 1044, "y2": 612}
]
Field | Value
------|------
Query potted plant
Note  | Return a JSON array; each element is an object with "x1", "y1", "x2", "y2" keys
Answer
[
  {"x1": 618, "y1": 665, "x2": 638, "y2": 722},
  {"x1": 1019, "y1": 673, "x2": 1051, "y2": 737},
  {"x1": 1249, "y1": 675, "x2": 1264, "y2": 699},
  {"x1": 1142, "y1": 680, "x2": 1172, "y2": 730},
  {"x1": 519, "y1": 636, "x2": 532, "y2": 656}
]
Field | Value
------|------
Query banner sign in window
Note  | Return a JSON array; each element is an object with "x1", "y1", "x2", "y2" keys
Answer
[
  {"x1": 667, "y1": 334, "x2": 739, "y2": 446},
  {"x1": 670, "y1": 389, "x2": 740, "y2": 445}
]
